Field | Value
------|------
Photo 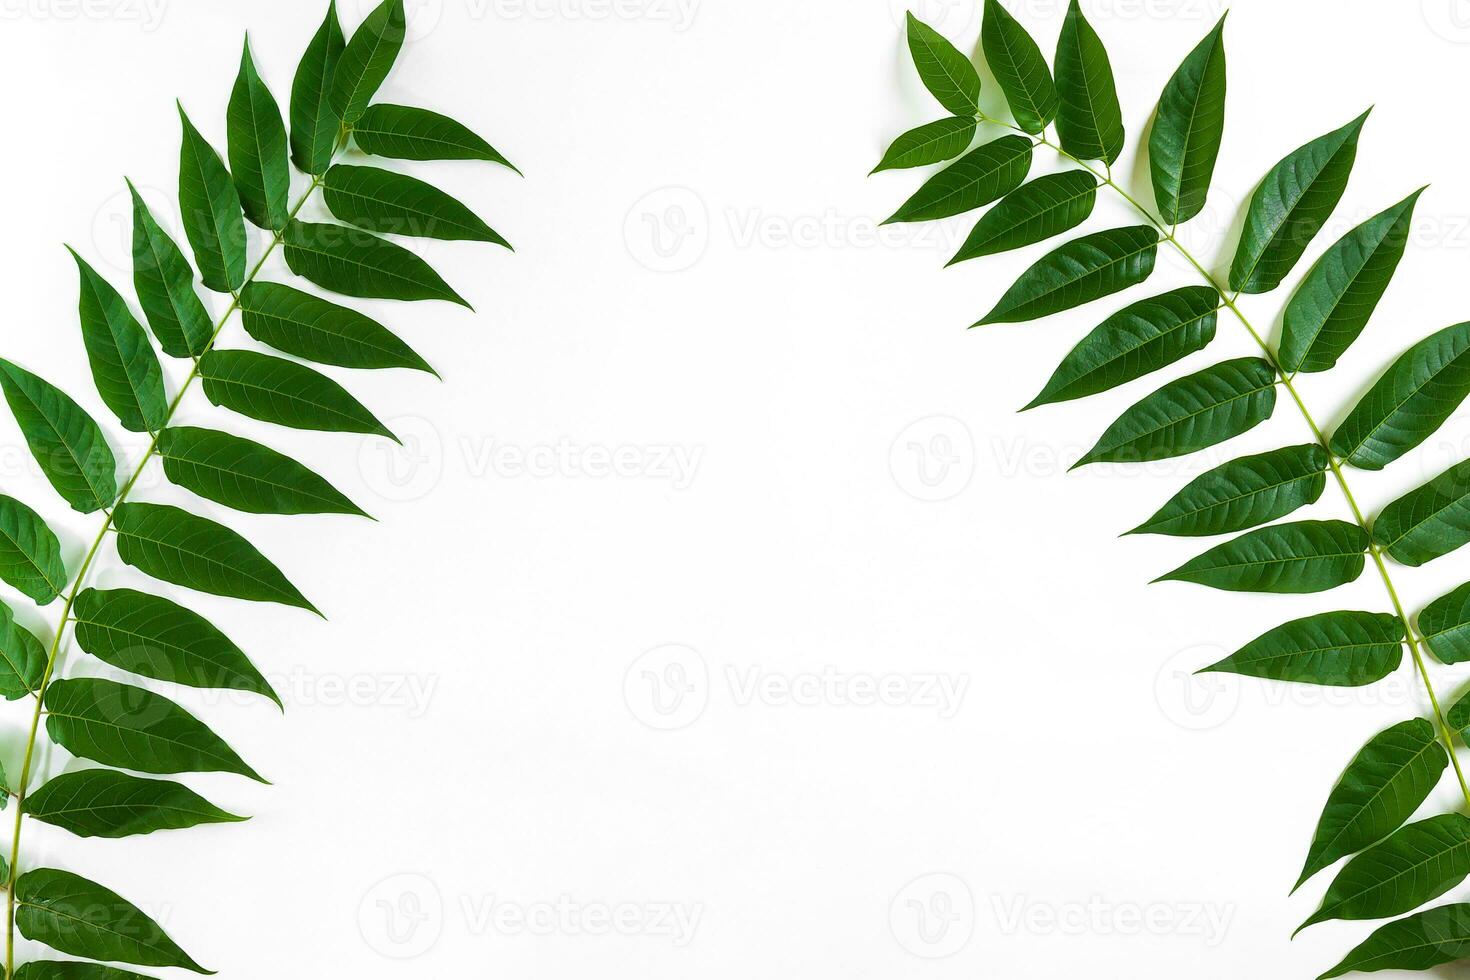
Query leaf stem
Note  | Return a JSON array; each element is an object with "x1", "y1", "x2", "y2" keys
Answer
[
  {"x1": 1, "y1": 168, "x2": 328, "y2": 979},
  {"x1": 976, "y1": 113, "x2": 1470, "y2": 809}
]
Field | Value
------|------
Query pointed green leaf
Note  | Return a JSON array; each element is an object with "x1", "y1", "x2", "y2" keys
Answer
[
  {"x1": 74, "y1": 586, "x2": 280, "y2": 703},
  {"x1": 227, "y1": 36, "x2": 291, "y2": 230},
  {"x1": 0, "y1": 360, "x2": 117, "y2": 514},
  {"x1": 177, "y1": 104, "x2": 246, "y2": 293},
  {"x1": 1129, "y1": 443, "x2": 1329, "y2": 537},
  {"x1": 353, "y1": 103, "x2": 517, "y2": 170},
  {"x1": 127, "y1": 180, "x2": 212, "y2": 359},
  {"x1": 1155, "y1": 519, "x2": 1369, "y2": 594},
  {"x1": 158, "y1": 425, "x2": 367, "y2": 518},
  {"x1": 1297, "y1": 719, "x2": 1447, "y2": 892},
  {"x1": 883, "y1": 135, "x2": 1033, "y2": 224},
  {"x1": 1228, "y1": 111, "x2": 1369, "y2": 294},
  {"x1": 1024, "y1": 285, "x2": 1218, "y2": 408},
  {"x1": 199, "y1": 348, "x2": 395, "y2": 440},
  {"x1": 1449, "y1": 690, "x2": 1470, "y2": 740},
  {"x1": 1075, "y1": 357, "x2": 1275, "y2": 467},
  {"x1": 0, "y1": 599, "x2": 45, "y2": 700},
  {"x1": 68, "y1": 249, "x2": 167, "y2": 434},
  {"x1": 1300, "y1": 813, "x2": 1470, "y2": 933},
  {"x1": 16, "y1": 868, "x2": 208, "y2": 973},
  {"x1": 949, "y1": 170, "x2": 1096, "y2": 265},
  {"x1": 1374, "y1": 458, "x2": 1470, "y2": 566},
  {"x1": 905, "y1": 12, "x2": 980, "y2": 116},
  {"x1": 975, "y1": 225, "x2": 1158, "y2": 325},
  {"x1": 290, "y1": 0, "x2": 346, "y2": 175},
  {"x1": 871, "y1": 116, "x2": 977, "y2": 174},
  {"x1": 44, "y1": 677, "x2": 262, "y2": 782},
  {"x1": 980, "y1": 0, "x2": 1056, "y2": 133},
  {"x1": 1330, "y1": 321, "x2": 1470, "y2": 470},
  {"x1": 323, "y1": 164, "x2": 509, "y2": 245},
  {"x1": 1053, "y1": 0, "x2": 1124, "y2": 164},
  {"x1": 239, "y1": 281, "x2": 432, "y2": 373},
  {"x1": 0, "y1": 494, "x2": 66, "y2": 604},
  {"x1": 26, "y1": 769, "x2": 245, "y2": 839},
  {"x1": 15, "y1": 962, "x2": 158, "y2": 980},
  {"x1": 1422, "y1": 582, "x2": 1470, "y2": 665},
  {"x1": 112, "y1": 501, "x2": 317, "y2": 613},
  {"x1": 1148, "y1": 16, "x2": 1227, "y2": 225},
  {"x1": 329, "y1": 0, "x2": 405, "y2": 124},
  {"x1": 1318, "y1": 904, "x2": 1470, "y2": 979},
  {"x1": 1281, "y1": 189, "x2": 1424, "y2": 374},
  {"x1": 282, "y1": 220, "x2": 470, "y2": 306},
  {"x1": 1200, "y1": 611, "x2": 1403, "y2": 686}
]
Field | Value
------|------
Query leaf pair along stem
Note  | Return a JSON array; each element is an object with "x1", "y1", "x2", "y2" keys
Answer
[
  {"x1": 1, "y1": 140, "x2": 343, "y2": 979},
  {"x1": 975, "y1": 110, "x2": 1470, "y2": 809}
]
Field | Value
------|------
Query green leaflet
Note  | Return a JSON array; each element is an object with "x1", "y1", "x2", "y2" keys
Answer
[
  {"x1": 0, "y1": 359, "x2": 117, "y2": 514},
  {"x1": 1155, "y1": 520, "x2": 1369, "y2": 594},
  {"x1": 15, "y1": 868, "x2": 207, "y2": 973},
  {"x1": 905, "y1": 12, "x2": 980, "y2": 116},
  {"x1": 883, "y1": 135, "x2": 1033, "y2": 224},
  {"x1": 974, "y1": 225, "x2": 1158, "y2": 325},
  {"x1": 282, "y1": 219, "x2": 471, "y2": 306},
  {"x1": 158, "y1": 425, "x2": 367, "y2": 518},
  {"x1": 1422, "y1": 582, "x2": 1470, "y2": 664},
  {"x1": 871, "y1": 116, "x2": 977, "y2": 174},
  {"x1": 323, "y1": 164, "x2": 510, "y2": 245},
  {"x1": 1318, "y1": 904, "x2": 1470, "y2": 979},
  {"x1": 1024, "y1": 285, "x2": 1218, "y2": 408},
  {"x1": 1300, "y1": 814, "x2": 1470, "y2": 933},
  {"x1": 112, "y1": 501, "x2": 318, "y2": 613},
  {"x1": 290, "y1": 0, "x2": 345, "y2": 174},
  {"x1": 1228, "y1": 111, "x2": 1369, "y2": 294},
  {"x1": 329, "y1": 0, "x2": 405, "y2": 124},
  {"x1": 1330, "y1": 321, "x2": 1470, "y2": 470},
  {"x1": 1374, "y1": 458, "x2": 1470, "y2": 566},
  {"x1": 15, "y1": 963, "x2": 158, "y2": 980},
  {"x1": 199, "y1": 348, "x2": 396, "y2": 440},
  {"x1": 227, "y1": 36, "x2": 291, "y2": 230},
  {"x1": 1148, "y1": 16, "x2": 1227, "y2": 225},
  {"x1": 980, "y1": 0, "x2": 1056, "y2": 134},
  {"x1": 74, "y1": 586, "x2": 280, "y2": 703},
  {"x1": 240, "y1": 281, "x2": 433, "y2": 373},
  {"x1": 1074, "y1": 357, "x2": 1275, "y2": 468},
  {"x1": 68, "y1": 248, "x2": 167, "y2": 433},
  {"x1": 1296, "y1": 719, "x2": 1447, "y2": 892},
  {"x1": 1281, "y1": 188, "x2": 1423, "y2": 374},
  {"x1": 949, "y1": 170, "x2": 1096, "y2": 265},
  {"x1": 1199, "y1": 610, "x2": 1403, "y2": 686},
  {"x1": 26, "y1": 768, "x2": 245, "y2": 839},
  {"x1": 127, "y1": 179, "x2": 212, "y2": 358},
  {"x1": 177, "y1": 104, "x2": 247, "y2": 293},
  {"x1": 1053, "y1": 0, "x2": 1124, "y2": 164},
  {"x1": 1128, "y1": 443, "x2": 1329, "y2": 537},
  {"x1": 44, "y1": 677, "x2": 263, "y2": 782},
  {"x1": 0, "y1": 494, "x2": 66, "y2": 604},
  {"x1": 0, "y1": 599, "x2": 45, "y2": 700},
  {"x1": 1450, "y1": 689, "x2": 1470, "y2": 740},
  {"x1": 353, "y1": 103, "x2": 517, "y2": 169}
]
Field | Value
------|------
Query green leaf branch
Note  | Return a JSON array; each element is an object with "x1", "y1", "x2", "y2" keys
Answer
[
  {"x1": 0, "y1": 1, "x2": 518, "y2": 976},
  {"x1": 877, "y1": 2, "x2": 1470, "y2": 974}
]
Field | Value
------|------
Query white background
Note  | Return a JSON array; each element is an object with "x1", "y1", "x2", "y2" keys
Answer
[{"x1": 1, "y1": 0, "x2": 1470, "y2": 977}]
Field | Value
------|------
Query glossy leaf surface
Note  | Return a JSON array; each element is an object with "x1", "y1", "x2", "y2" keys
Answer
[
  {"x1": 975, "y1": 224, "x2": 1158, "y2": 325},
  {"x1": 1155, "y1": 520, "x2": 1369, "y2": 593}
]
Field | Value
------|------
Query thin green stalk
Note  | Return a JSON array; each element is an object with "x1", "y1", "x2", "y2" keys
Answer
[
  {"x1": 975, "y1": 113, "x2": 1470, "y2": 809},
  {"x1": 1, "y1": 166, "x2": 330, "y2": 979}
]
